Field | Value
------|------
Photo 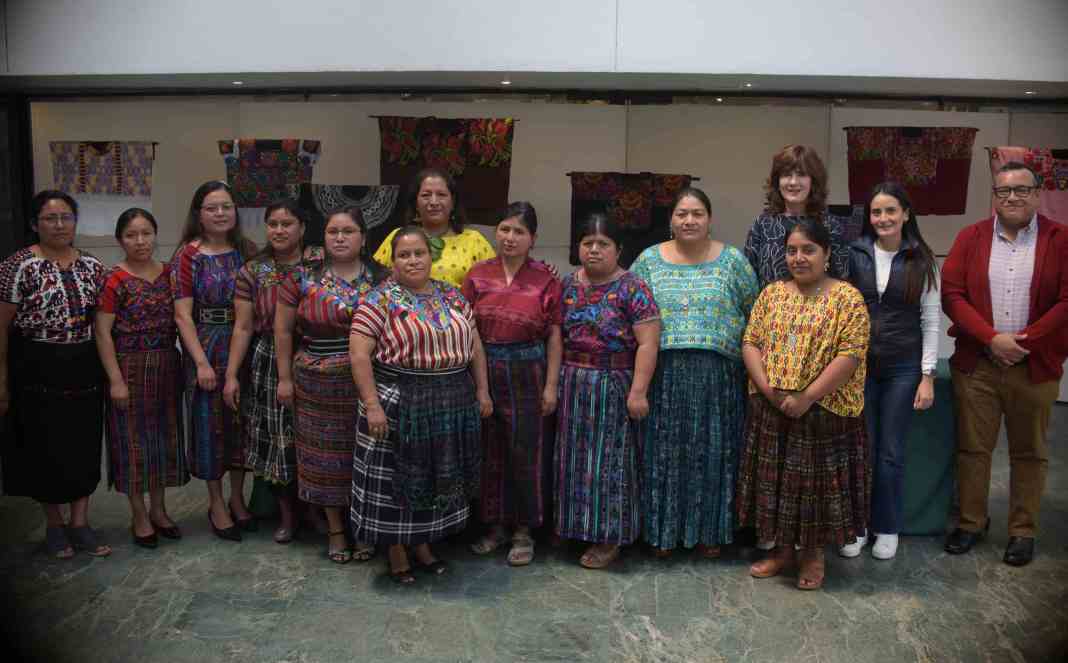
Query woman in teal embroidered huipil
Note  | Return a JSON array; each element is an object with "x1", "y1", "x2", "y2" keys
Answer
[{"x1": 631, "y1": 187, "x2": 759, "y2": 558}]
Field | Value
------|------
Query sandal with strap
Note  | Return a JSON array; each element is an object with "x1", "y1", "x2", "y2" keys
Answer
[
  {"x1": 580, "y1": 544, "x2": 620, "y2": 570},
  {"x1": 797, "y1": 550, "x2": 826, "y2": 590},
  {"x1": 750, "y1": 545, "x2": 795, "y2": 579},
  {"x1": 353, "y1": 543, "x2": 376, "y2": 562},
  {"x1": 326, "y1": 529, "x2": 351, "y2": 564},
  {"x1": 507, "y1": 534, "x2": 535, "y2": 567},
  {"x1": 389, "y1": 566, "x2": 416, "y2": 585},
  {"x1": 67, "y1": 526, "x2": 111, "y2": 557},
  {"x1": 45, "y1": 526, "x2": 74, "y2": 560},
  {"x1": 469, "y1": 528, "x2": 508, "y2": 555}
]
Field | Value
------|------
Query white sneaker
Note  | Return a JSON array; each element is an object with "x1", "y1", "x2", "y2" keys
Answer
[
  {"x1": 872, "y1": 533, "x2": 899, "y2": 560},
  {"x1": 838, "y1": 533, "x2": 868, "y2": 558}
]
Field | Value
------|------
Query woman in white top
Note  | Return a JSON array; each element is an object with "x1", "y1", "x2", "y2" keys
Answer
[{"x1": 845, "y1": 181, "x2": 940, "y2": 560}]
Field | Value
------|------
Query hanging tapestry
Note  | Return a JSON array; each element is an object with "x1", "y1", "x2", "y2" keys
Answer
[
  {"x1": 50, "y1": 141, "x2": 155, "y2": 197},
  {"x1": 49, "y1": 141, "x2": 157, "y2": 235},
  {"x1": 845, "y1": 127, "x2": 978, "y2": 215},
  {"x1": 568, "y1": 172, "x2": 693, "y2": 268},
  {"x1": 378, "y1": 116, "x2": 514, "y2": 225},
  {"x1": 289, "y1": 183, "x2": 403, "y2": 249},
  {"x1": 218, "y1": 138, "x2": 321, "y2": 207},
  {"x1": 987, "y1": 146, "x2": 1068, "y2": 221}
]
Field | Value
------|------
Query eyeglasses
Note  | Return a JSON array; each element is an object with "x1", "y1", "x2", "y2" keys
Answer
[
  {"x1": 38, "y1": 214, "x2": 77, "y2": 226},
  {"x1": 201, "y1": 203, "x2": 235, "y2": 214},
  {"x1": 992, "y1": 185, "x2": 1038, "y2": 199}
]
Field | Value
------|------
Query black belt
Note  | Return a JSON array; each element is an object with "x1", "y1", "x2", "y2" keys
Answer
[
  {"x1": 305, "y1": 338, "x2": 350, "y2": 357},
  {"x1": 198, "y1": 307, "x2": 234, "y2": 325}
]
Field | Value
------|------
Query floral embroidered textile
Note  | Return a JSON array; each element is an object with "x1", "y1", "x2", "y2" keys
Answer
[
  {"x1": 218, "y1": 139, "x2": 321, "y2": 207},
  {"x1": 50, "y1": 141, "x2": 155, "y2": 197}
]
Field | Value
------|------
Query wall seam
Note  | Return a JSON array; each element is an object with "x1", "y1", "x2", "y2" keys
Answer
[{"x1": 613, "y1": 0, "x2": 620, "y2": 72}]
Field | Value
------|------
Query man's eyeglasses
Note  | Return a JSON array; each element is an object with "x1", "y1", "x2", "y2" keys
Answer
[
  {"x1": 992, "y1": 185, "x2": 1038, "y2": 199},
  {"x1": 201, "y1": 203, "x2": 236, "y2": 214},
  {"x1": 38, "y1": 214, "x2": 77, "y2": 226}
]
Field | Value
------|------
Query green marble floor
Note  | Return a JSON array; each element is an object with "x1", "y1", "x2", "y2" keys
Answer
[{"x1": 2, "y1": 408, "x2": 1067, "y2": 663}]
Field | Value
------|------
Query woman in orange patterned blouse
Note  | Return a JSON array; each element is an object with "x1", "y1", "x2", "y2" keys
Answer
[{"x1": 735, "y1": 218, "x2": 871, "y2": 591}]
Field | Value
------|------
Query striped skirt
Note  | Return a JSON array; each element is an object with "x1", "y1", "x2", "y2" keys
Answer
[
  {"x1": 735, "y1": 394, "x2": 870, "y2": 549},
  {"x1": 479, "y1": 342, "x2": 547, "y2": 528},
  {"x1": 184, "y1": 322, "x2": 244, "y2": 480},
  {"x1": 554, "y1": 362, "x2": 640, "y2": 545},
  {"x1": 351, "y1": 365, "x2": 481, "y2": 545},
  {"x1": 106, "y1": 346, "x2": 189, "y2": 494},
  {"x1": 242, "y1": 336, "x2": 296, "y2": 485},
  {"x1": 293, "y1": 340, "x2": 358, "y2": 507},
  {"x1": 642, "y1": 350, "x2": 745, "y2": 550}
]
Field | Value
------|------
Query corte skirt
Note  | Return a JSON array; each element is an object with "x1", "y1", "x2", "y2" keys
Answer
[
  {"x1": 735, "y1": 394, "x2": 870, "y2": 549},
  {"x1": 479, "y1": 341, "x2": 547, "y2": 528},
  {"x1": 4, "y1": 337, "x2": 104, "y2": 504},
  {"x1": 183, "y1": 321, "x2": 243, "y2": 480},
  {"x1": 641, "y1": 349, "x2": 746, "y2": 550},
  {"x1": 293, "y1": 342, "x2": 359, "y2": 507},
  {"x1": 242, "y1": 336, "x2": 296, "y2": 485},
  {"x1": 554, "y1": 363, "x2": 640, "y2": 545},
  {"x1": 351, "y1": 364, "x2": 481, "y2": 545},
  {"x1": 106, "y1": 344, "x2": 189, "y2": 494}
]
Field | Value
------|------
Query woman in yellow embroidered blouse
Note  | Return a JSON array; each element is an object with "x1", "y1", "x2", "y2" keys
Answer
[
  {"x1": 735, "y1": 218, "x2": 870, "y2": 592},
  {"x1": 374, "y1": 167, "x2": 495, "y2": 287}
]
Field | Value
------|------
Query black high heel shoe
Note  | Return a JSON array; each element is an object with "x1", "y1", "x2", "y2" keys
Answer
[
  {"x1": 229, "y1": 506, "x2": 258, "y2": 533},
  {"x1": 150, "y1": 517, "x2": 182, "y2": 540},
  {"x1": 131, "y1": 526, "x2": 158, "y2": 550},
  {"x1": 208, "y1": 509, "x2": 242, "y2": 542}
]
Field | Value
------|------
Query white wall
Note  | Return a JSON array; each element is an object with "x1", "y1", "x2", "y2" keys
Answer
[{"x1": 7, "y1": 1, "x2": 1068, "y2": 83}]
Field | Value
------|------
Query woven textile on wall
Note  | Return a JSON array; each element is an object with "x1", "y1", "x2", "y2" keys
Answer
[
  {"x1": 49, "y1": 141, "x2": 157, "y2": 235},
  {"x1": 289, "y1": 183, "x2": 402, "y2": 249}
]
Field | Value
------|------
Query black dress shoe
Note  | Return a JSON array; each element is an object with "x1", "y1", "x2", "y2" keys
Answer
[
  {"x1": 132, "y1": 527, "x2": 158, "y2": 549},
  {"x1": 151, "y1": 520, "x2": 182, "y2": 540},
  {"x1": 208, "y1": 510, "x2": 242, "y2": 542},
  {"x1": 230, "y1": 507, "x2": 259, "y2": 533},
  {"x1": 1003, "y1": 537, "x2": 1035, "y2": 567},
  {"x1": 944, "y1": 518, "x2": 990, "y2": 554}
]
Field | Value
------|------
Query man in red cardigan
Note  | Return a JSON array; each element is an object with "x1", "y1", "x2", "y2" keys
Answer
[{"x1": 942, "y1": 161, "x2": 1068, "y2": 567}]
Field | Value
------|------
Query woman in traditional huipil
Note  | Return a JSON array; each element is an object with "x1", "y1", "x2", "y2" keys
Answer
[
  {"x1": 172, "y1": 180, "x2": 257, "y2": 542},
  {"x1": 463, "y1": 202, "x2": 562, "y2": 567},
  {"x1": 0, "y1": 190, "x2": 111, "y2": 558},
  {"x1": 556, "y1": 215, "x2": 660, "y2": 569},
  {"x1": 276, "y1": 206, "x2": 382, "y2": 563},
  {"x1": 374, "y1": 167, "x2": 495, "y2": 288},
  {"x1": 631, "y1": 187, "x2": 759, "y2": 559},
  {"x1": 96, "y1": 208, "x2": 188, "y2": 548},
  {"x1": 736, "y1": 218, "x2": 871, "y2": 590},
  {"x1": 350, "y1": 226, "x2": 492, "y2": 584},
  {"x1": 223, "y1": 199, "x2": 319, "y2": 543}
]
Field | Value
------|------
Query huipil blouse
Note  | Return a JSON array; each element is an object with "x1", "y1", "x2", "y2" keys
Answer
[{"x1": 0, "y1": 248, "x2": 105, "y2": 344}]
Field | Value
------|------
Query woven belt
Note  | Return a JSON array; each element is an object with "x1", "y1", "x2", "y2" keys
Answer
[
  {"x1": 305, "y1": 337, "x2": 350, "y2": 357},
  {"x1": 198, "y1": 307, "x2": 234, "y2": 325},
  {"x1": 484, "y1": 340, "x2": 545, "y2": 362},
  {"x1": 563, "y1": 350, "x2": 634, "y2": 370},
  {"x1": 372, "y1": 362, "x2": 468, "y2": 379}
]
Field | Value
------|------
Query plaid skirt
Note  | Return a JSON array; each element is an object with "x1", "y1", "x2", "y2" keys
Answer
[
  {"x1": 641, "y1": 350, "x2": 745, "y2": 550},
  {"x1": 735, "y1": 394, "x2": 870, "y2": 549},
  {"x1": 106, "y1": 345, "x2": 189, "y2": 495},
  {"x1": 242, "y1": 336, "x2": 296, "y2": 485},
  {"x1": 479, "y1": 342, "x2": 547, "y2": 528},
  {"x1": 351, "y1": 365, "x2": 481, "y2": 545},
  {"x1": 293, "y1": 343, "x2": 358, "y2": 506}
]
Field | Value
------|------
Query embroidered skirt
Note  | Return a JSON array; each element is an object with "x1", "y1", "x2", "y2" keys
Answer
[
  {"x1": 242, "y1": 336, "x2": 296, "y2": 485},
  {"x1": 642, "y1": 349, "x2": 745, "y2": 550},
  {"x1": 351, "y1": 364, "x2": 481, "y2": 545},
  {"x1": 293, "y1": 339, "x2": 358, "y2": 507},
  {"x1": 554, "y1": 361, "x2": 640, "y2": 545},
  {"x1": 735, "y1": 394, "x2": 870, "y2": 549},
  {"x1": 106, "y1": 341, "x2": 188, "y2": 494},
  {"x1": 183, "y1": 320, "x2": 243, "y2": 480},
  {"x1": 479, "y1": 341, "x2": 547, "y2": 528},
  {"x1": 4, "y1": 337, "x2": 104, "y2": 503}
]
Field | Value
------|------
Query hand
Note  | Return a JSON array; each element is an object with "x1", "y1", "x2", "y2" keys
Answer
[
  {"x1": 365, "y1": 403, "x2": 388, "y2": 439},
  {"x1": 989, "y1": 333, "x2": 1029, "y2": 366},
  {"x1": 109, "y1": 381, "x2": 130, "y2": 410},
  {"x1": 477, "y1": 390, "x2": 494, "y2": 418},
  {"x1": 913, "y1": 375, "x2": 935, "y2": 410},
  {"x1": 626, "y1": 391, "x2": 650, "y2": 420},
  {"x1": 222, "y1": 376, "x2": 240, "y2": 410},
  {"x1": 541, "y1": 385, "x2": 558, "y2": 417},
  {"x1": 766, "y1": 388, "x2": 787, "y2": 408},
  {"x1": 277, "y1": 378, "x2": 295, "y2": 408},
  {"x1": 779, "y1": 392, "x2": 814, "y2": 419},
  {"x1": 196, "y1": 363, "x2": 217, "y2": 392},
  {"x1": 0, "y1": 386, "x2": 9, "y2": 418}
]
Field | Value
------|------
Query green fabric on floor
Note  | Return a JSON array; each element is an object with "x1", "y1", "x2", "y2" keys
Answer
[{"x1": 901, "y1": 359, "x2": 955, "y2": 535}]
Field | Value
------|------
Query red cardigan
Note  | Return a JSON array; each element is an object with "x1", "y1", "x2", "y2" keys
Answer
[{"x1": 942, "y1": 214, "x2": 1068, "y2": 383}]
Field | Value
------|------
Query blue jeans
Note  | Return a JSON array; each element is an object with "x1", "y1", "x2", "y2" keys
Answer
[{"x1": 864, "y1": 358, "x2": 921, "y2": 534}]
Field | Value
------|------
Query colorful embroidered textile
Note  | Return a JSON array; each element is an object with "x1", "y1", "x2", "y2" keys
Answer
[
  {"x1": 0, "y1": 248, "x2": 105, "y2": 344},
  {"x1": 50, "y1": 141, "x2": 155, "y2": 197},
  {"x1": 290, "y1": 183, "x2": 402, "y2": 250},
  {"x1": 234, "y1": 249, "x2": 322, "y2": 334},
  {"x1": 559, "y1": 271, "x2": 659, "y2": 355},
  {"x1": 218, "y1": 139, "x2": 321, "y2": 208},
  {"x1": 845, "y1": 127, "x2": 978, "y2": 215},
  {"x1": 568, "y1": 172, "x2": 693, "y2": 267},
  {"x1": 378, "y1": 116, "x2": 515, "y2": 225},
  {"x1": 98, "y1": 265, "x2": 178, "y2": 351},
  {"x1": 988, "y1": 146, "x2": 1068, "y2": 221}
]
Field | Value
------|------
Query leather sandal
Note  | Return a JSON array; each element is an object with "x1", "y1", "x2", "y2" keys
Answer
[
  {"x1": 327, "y1": 529, "x2": 351, "y2": 564},
  {"x1": 353, "y1": 543, "x2": 376, "y2": 562},
  {"x1": 750, "y1": 545, "x2": 795, "y2": 578},
  {"x1": 389, "y1": 566, "x2": 416, "y2": 585},
  {"x1": 580, "y1": 544, "x2": 620, "y2": 569},
  {"x1": 797, "y1": 549, "x2": 826, "y2": 590},
  {"x1": 469, "y1": 528, "x2": 508, "y2": 555},
  {"x1": 507, "y1": 534, "x2": 535, "y2": 567}
]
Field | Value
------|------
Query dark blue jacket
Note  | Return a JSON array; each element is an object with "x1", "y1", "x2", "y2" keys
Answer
[{"x1": 847, "y1": 235, "x2": 923, "y2": 363}]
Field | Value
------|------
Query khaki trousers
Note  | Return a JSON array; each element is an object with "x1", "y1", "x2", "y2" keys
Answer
[{"x1": 952, "y1": 358, "x2": 1059, "y2": 537}]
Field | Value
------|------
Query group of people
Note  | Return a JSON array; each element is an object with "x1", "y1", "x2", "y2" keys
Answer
[{"x1": 1, "y1": 144, "x2": 1064, "y2": 591}]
